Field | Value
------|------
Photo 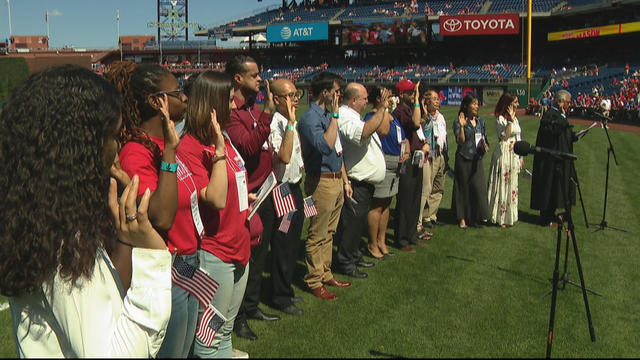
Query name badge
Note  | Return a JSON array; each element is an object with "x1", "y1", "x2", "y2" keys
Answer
[
  {"x1": 416, "y1": 125, "x2": 426, "y2": 141},
  {"x1": 235, "y1": 171, "x2": 249, "y2": 212},
  {"x1": 396, "y1": 124, "x2": 402, "y2": 144},
  {"x1": 334, "y1": 136, "x2": 343, "y2": 156},
  {"x1": 475, "y1": 132, "x2": 483, "y2": 148},
  {"x1": 190, "y1": 191, "x2": 205, "y2": 239}
]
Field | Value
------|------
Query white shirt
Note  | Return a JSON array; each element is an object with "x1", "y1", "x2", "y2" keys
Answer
[
  {"x1": 430, "y1": 110, "x2": 447, "y2": 152},
  {"x1": 337, "y1": 105, "x2": 385, "y2": 184},
  {"x1": 269, "y1": 111, "x2": 304, "y2": 184},
  {"x1": 10, "y1": 247, "x2": 172, "y2": 358}
]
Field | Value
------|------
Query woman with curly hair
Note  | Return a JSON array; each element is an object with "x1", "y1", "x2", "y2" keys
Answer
[
  {"x1": 0, "y1": 65, "x2": 171, "y2": 357},
  {"x1": 178, "y1": 71, "x2": 251, "y2": 358},
  {"x1": 487, "y1": 92, "x2": 523, "y2": 228},
  {"x1": 452, "y1": 94, "x2": 490, "y2": 228},
  {"x1": 106, "y1": 63, "x2": 210, "y2": 357},
  {"x1": 105, "y1": 62, "x2": 183, "y2": 235}
]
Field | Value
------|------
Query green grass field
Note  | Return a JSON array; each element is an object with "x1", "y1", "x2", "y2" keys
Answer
[{"x1": 2, "y1": 104, "x2": 639, "y2": 358}]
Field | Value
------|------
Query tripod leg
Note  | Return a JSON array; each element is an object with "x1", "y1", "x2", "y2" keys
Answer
[
  {"x1": 561, "y1": 224, "x2": 570, "y2": 290},
  {"x1": 546, "y1": 218, "x2": 564, "y2": 358},
  {"x1": 568, "y1": 219, "x2": 597, "y2": 342}
]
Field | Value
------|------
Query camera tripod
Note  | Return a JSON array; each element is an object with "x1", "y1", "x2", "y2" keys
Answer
[{"x1": 543, "y1": 208, "x2": 597, "y2": 358}]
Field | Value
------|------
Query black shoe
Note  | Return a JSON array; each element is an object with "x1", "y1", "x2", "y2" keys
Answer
[
  {"x1": 279, "y1": 304, "x2": 304, "y2": 316},
  {"x1": 432, "y1": 220, "x2": 445, "y2": 226},
  {"x1": 233, "y1": 319, "x2": 258, "y2": 341},
  {"x1": 341, "y1": 267, "x2": 368, "y2": 279},
  {"x1": 291, "y1": 296, "x2": 304, "y2": 304},
  {"x1": 247, "y1": 308, "x2": 281, "y2": 321},
  {"x1": 424, "y1": 220, "x2": 435, "y2": 229},
  {"x1": 356, "y1": 259, "x2": 375, "y2": 268}
]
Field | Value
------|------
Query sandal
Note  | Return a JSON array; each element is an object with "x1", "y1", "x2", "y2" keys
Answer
[{"x1": 416, "y1": 227, "x2": 433, "y2": 240}]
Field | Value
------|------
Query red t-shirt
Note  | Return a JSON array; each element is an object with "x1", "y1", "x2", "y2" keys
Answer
[
  {"x1": 177, "y1": 134, "x2": 251, "y2": 266},
  {"x1": 119, "y1": 136, "x2": 198, "y2": 255},
  {"x1": 119, "y1": 136, "x2": 164, "y2": 197}
]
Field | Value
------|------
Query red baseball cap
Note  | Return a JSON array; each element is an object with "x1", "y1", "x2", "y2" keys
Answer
[{"x1": 396, "y1": 79, "x2": 415, "y2": 93}]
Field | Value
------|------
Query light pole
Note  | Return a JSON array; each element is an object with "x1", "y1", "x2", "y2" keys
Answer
[
  {"x1": 117, "y1": 9, "x2": 122, "y2": 61},
  {"x1": 7, "y1": 0, "x2": 13, "y2": 38}
]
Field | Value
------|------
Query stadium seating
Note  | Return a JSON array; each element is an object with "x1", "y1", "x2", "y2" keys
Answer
[
  {"x1": 488, "y1": 0, "x2": 560, "y2": 13},
  {"x1": 449, "y1": 63, "x2": 526, "y2": 82}
]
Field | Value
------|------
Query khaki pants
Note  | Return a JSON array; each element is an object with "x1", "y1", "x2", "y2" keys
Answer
[
  {"x1": 304, "y1": 175, "x2": 344, "y2": 290},
  {"x1": 424, "y1": 154, "x2": 446, "y2": 222},
  {"x1": 418, "y1": 159, "x2": 433, "y2": 229}
]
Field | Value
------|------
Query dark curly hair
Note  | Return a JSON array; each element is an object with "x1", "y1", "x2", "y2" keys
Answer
[
  {"x1": 0, "y1": 65, "x2": 122, "y2": 297},
  {"x1": 106, "y1": 62, "x2": 172, "y2": 167}
]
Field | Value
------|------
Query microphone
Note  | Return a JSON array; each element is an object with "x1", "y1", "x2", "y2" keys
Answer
[
  {"x1": 591, "y1": 110, "x2": 612, "y2": 123},
  {"x1": 513, "y1": 141, "x2": 578, "y2": 160}
]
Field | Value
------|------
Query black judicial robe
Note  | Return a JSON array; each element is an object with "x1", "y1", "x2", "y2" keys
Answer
[{"x1": 530, "y1": 107, "x2": 578, "y2": 212}]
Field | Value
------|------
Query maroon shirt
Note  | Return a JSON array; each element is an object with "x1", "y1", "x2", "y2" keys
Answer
[
  {"x1": 393, "y1": 102, "x2": 424, "y2": 151},
  {"x1": 227, "y1": 96, "x2": 274, "y2": 192}
]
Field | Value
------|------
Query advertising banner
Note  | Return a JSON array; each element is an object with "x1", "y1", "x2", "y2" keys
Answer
[
  {"x1": 440, "y1": 87, "x2": 478, "y2": 106},
  {"x1": 438, "y1": 88, "x2": 449, "y2": 105},
  {"x1": 446, "y1": 87, "x2": 463, "y2": 106},
  {"x1": 547, "y1": 21, "x2": 640, "y2": 41},
  {"x1": 483, "y1": 87, "x2": 504, "y2": 106},
  {"x1": 440, "y1": 14, "x2": 519, "y2": 36},
  {"x1": 267, "y1": 22, "x2": 329, "y2": 43}
]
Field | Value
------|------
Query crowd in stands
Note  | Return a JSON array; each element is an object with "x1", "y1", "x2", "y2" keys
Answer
[{"x1": 342, "y1": 19, "x2": 427, "y2": 46}]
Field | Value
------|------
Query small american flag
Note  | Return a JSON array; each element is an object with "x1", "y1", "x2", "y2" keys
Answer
[
  {"x1": 172, "y1": 256, "x2": 219, "y2": 308},
  {"x1": 196, "y1": 304, "x2": 226, "y2": 347},
  {"x1": 303, "y1": 196, "x2": 318, "y2": 217},
  {"x1": 278, "y1": 210, "x2": 296, "y2": 233},
  {"x1": 272, "y1": 182, "x2": 297, "y2": 218}
]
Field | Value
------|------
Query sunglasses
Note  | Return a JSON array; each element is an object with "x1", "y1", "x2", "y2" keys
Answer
[{"x1": 154, "y1": 88, "x2": 185, "y2": 98}]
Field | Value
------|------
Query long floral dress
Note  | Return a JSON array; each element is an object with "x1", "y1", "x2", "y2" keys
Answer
[{"x1": 487, "y1": 115, "x2": 522, "y2": 226}]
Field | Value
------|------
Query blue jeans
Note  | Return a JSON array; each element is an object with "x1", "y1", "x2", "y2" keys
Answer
[
  {"x1": 193, "y1": 250, "x2": 248, "y2": 358},
  {"x1": 157, "y1": 253, "x2": 199, "y2": 358}
]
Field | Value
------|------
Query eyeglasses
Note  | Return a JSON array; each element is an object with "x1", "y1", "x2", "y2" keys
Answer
[
  {"x1": 154, "y1": 88, "x2": 185, "y2": 98},
  {"x1": 276, "y1": 89, "x2": 304, "y2": 100}
]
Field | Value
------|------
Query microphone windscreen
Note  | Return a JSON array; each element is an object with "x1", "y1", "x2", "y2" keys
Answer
[{"x1": 513, "y1": 141, "x2": 531, "y2": 156}]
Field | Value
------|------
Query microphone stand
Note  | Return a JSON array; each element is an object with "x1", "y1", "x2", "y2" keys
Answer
[
  {"x1": 591, "y1": 116, "x2": 627, "y2": 232},
  {"x1": 543, "y1": 159, "x2": 597, "y2": 358}
]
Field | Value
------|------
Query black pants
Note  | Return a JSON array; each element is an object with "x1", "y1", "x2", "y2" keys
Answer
[
  {"x1": 335, "y1": 179, "x2": 375, "y2": 272},
  {"x1": 271, "y1": 182, "x2": 304, "y2": 309},
  {"x1": 237, "y1": 191, "x2": 276, "y2": 321},
  {"x1": 395, "y1": 162, "x2": 423, "y2": 248}
]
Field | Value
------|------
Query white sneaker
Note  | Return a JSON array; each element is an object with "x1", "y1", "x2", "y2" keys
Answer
[{"x1": 232, "y1": 348, "x2": 249, "y2": 359}]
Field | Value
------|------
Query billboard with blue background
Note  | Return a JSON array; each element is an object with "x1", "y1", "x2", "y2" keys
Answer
[{"x1": 267, "y1": 22, "x2": 329, "y2": 43}]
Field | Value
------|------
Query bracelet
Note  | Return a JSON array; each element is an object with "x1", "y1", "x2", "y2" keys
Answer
[
  {"x1": 116, "y1": 238, "x2": 136, "y2": 248},
  {"x1": 332, "y1": 112, "x2": 339, "y2": 118},
  {"x1": 212, "y1": 154, "x2": 226, "y2": 163},
  {"x1": 286, "y1": 124, "x2": 294, "y2": 131},
  {"x1": 160, "y1": 161, "x2": 178, "y2": 173},
  {"x1": 344, "y1": 179, "x2": 351, "y2": 186},
  {"x1": 414, "y1": 103, "x2": 420, "y2": 107}
]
